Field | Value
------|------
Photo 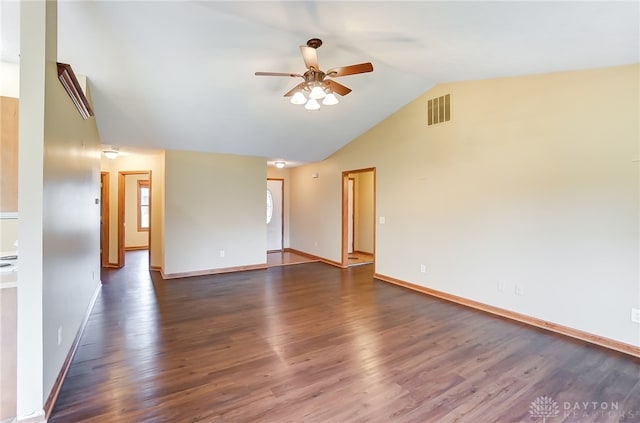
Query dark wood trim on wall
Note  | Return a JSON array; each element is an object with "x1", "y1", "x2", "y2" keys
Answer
[
  {"x1": 161, "y1": 263, "x2": 268, "y2": 280},
  {"x1": 56, "y1": 62, "x2": 94, "y2": 119},
  {"x1": 286, "y1": 248, "x2": 345, "y2": 269},
  {"x1": 375, "y1": 273, "x2": 640, "y2": 358},
  {"x1": 124, "y1": 246, "x2": 149, "y2": 251}
]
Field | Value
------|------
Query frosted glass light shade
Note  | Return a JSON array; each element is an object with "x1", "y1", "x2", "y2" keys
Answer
[
  {"x1": 103, "y1": 150, "x2": 118, "y2": 160},
  {"x1": 309, "y1": 85, "x2": 326, "y2": 100},
  {"x1": 290, "y1": 91, "x2": 306, "y2": 105},
  {"x1": 322, "y1": 93, "x2": 339, "y2": 105},
  {"x1": 305, "y1": 98, "x2": 321, "y2": 110}
]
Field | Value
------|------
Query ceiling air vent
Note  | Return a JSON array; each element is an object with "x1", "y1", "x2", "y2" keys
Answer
[{"x1": 427, "y1": 94, "x2": 450, "y2": 126}]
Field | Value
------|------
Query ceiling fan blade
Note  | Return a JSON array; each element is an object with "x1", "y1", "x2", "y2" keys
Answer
[
  {"x1": 326, "y1": 62, "x2": 374, "y2": 77},
  {"x1": 255, "y1": 72, "x2": 302, "y2": 77},
  {"x1": 283, "y1": 82, "x2": 306, "y2": 97},
  {"x1": 300, "y1": 46, "x2": 319, "y2": 71},
  {"x1": 327, "y1": 80, "x2": 352, "y2": 96}
]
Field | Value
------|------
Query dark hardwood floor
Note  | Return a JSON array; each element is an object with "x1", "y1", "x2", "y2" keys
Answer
[{"x1": 50, "y1": 251, "x2": 640, "y2": 422}]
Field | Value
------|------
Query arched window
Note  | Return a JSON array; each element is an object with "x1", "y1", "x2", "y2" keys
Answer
[{"x1": 266, "y1": 189, "x2": 273, "y2": 224}]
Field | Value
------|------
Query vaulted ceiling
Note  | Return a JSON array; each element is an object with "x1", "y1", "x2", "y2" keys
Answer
[{"x1": 1, "y1": 1, "x2": 638, "y2": 164}]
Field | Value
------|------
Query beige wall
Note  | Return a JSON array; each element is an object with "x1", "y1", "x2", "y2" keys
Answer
[
  {"x1": 100, "y1": 152, "x2": 164, "y2": 268},
  {"x1": 353, "y1": 171, "x2": 374, "y2": 254},
  {"x1": 290, "y1": 163, "x2": 344, "y2": 262},
  {"x1": 41, "y1": 69, "x2": 101, "y2": 405},
  {"x1": 163, "y1": 150, "x2": 266, "y2": 276},
  {"x1": 267, "y1": 166, "x2": 290, "y2": 249},
  {"x1": 290, "y1": 64, "x2": 639, "y2": 347},
  {"x1": 124, "y1": 173, "x2": 149, "y2": 249},
  {"x1": 18, "y1": 0, "x2": 102, "y2": 415}
]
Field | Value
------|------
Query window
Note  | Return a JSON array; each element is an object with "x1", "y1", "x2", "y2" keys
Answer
[
  {"x1": 138, "y1": 180, "x2": 150, "y2": 231},
  {"x1": 266, "y1": 189, "x2": 273, "y2": 224}
]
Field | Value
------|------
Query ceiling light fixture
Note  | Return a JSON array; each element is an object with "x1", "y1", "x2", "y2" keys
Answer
[
  {"x1": 103, "y1": 149, "x2": 119, "y2": 160},
  {"x1": 309, "y1": 85, "x2": 327, "y2": 100},
  {"x1": 290, "y1": 91, "x2": 306, "y2": 105},
  {"x1": 274, "y1": 161, "x2": 286, "y2": 169},
  {"x1": 255, "y1": 38, "x2": 373, "y2": 112},
  {"x1": 304, "y1": 97, "x2": 321, "y2": 111},
  {"x1": 322, "y1": 93, "x2": 339, "y2": 106},
  {"x1": 293, "y1": 82, "x2": 339, "y2": 111}
]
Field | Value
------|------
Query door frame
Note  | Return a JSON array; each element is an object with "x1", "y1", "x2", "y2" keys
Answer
[
  {"x1": 341, "y1": 168, "x2": 376, "y2": 267},
  {"x1": 266, "y1": 178, "x2": 284, "y2": 252},
  {"x1": 347, "y1": 177, "x2": 355, "y2": 254},
  {"x1": 100, "y1": 172, "x2": 110, "y2": 268},
  {"x1": 117, "y1": 170, "x2": 152, "y2": 268}
]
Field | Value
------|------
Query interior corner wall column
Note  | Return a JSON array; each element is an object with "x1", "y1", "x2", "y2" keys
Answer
[{"x1": 16, "y1": 0, "x2": 57, "y2": 420}]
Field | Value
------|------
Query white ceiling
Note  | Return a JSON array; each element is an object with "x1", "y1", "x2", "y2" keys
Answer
[{"x1": 1, "y1": 1, "x2": 638, "y2": 164}]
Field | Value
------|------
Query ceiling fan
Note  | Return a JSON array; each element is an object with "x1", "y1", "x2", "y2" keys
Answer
[{"x1": 255, "y1": 38, "x2": 374, "y2": 110}]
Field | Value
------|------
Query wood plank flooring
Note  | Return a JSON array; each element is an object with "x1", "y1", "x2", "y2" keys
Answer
[
  {"x1": 348, "y1": 251, "x2": 374, "y2": 267},
  {"x1": 266, "y1": 251, "x2": 317, "y2": 267},
  {"x1": 50, "y1": 251, "x2": 640, "y2": 422}
]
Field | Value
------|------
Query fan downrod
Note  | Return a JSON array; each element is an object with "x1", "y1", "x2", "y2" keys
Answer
[{"x1": 306, "y1": 38, "x2": 322, "y2": 49}]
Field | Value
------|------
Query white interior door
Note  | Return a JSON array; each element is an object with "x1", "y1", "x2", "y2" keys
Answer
[
  {"x1": 266, "y1": 179, "x2": 283, "y2": 251},
  {"x1": 347, "y1": 178, "x2": 354, "y2": 254}
]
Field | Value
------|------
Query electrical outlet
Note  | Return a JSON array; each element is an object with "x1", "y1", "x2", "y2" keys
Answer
[
  {"x1": 379, "y1": 216, "x2": 386, "y2": 224},
  {"x1": 497, "y1": 282, "x2": 504, "y2": 292},
  {"x1": 632, "y1": 308, "x2": 640, "y2": 324},
  {"x1": 514, "y1": 285, "x2": 524, "y2": 296},
  {"x1": 57, "y1": 326, "x2": 62, "y2": 345},
  {"x1": 219, "y1": 250, "x2": 225, "y2": 258},
  {"x1": 420, "y1": 264, "x2": 426, "y2": 273}
]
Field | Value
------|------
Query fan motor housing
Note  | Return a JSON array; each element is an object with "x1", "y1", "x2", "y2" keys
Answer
[{"x1": 306, "y1": 38, "x2": 323, "y2": 49}]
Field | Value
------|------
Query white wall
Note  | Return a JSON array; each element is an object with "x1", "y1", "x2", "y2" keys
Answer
[
  {"x1": 0, "y1": 61, "x2": 20, "y2": 98},
  {"x1": 290, "y1": 64, "x2": 640, "y2": 348},
  {"x1": 124, "y1": 173, "x2": 149, "y2": 249},
  {"x1": 163, "y1": 150, "x2": 266, "y2": 276}
]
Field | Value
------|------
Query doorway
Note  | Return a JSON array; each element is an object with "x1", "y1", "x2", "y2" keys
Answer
[
  {"x1": 341, "y1": 168, "x2": 375, "y2": 267},
  {"x1": 347, "y1": 177, "x2": 355, "y2": 254},
  {"x1": 267, "y1": 178, "x2": 284, "y2": 252},
  {"x1": 117, "y1": 170, "x2": 152, "y2": 268},
  {"x1": 100, "y1": 172, "x2": 109, "y2": 268}
]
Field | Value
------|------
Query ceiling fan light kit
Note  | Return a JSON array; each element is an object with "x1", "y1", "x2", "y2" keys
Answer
[{"x1": 255, "y1": 38, "x2": 373, "y2": 111}]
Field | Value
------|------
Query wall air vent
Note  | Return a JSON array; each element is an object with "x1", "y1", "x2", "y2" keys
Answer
[{"x1": 427, "y1": 94, "x2": 450, "y2": 126}]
